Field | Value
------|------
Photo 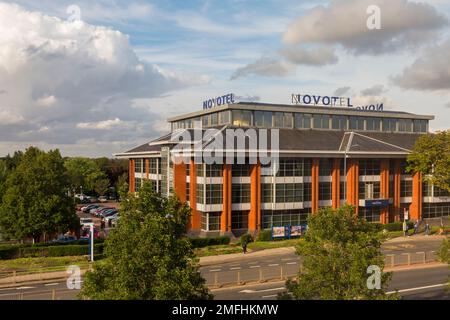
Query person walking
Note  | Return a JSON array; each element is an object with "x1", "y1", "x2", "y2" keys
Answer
[
  {"x1": 403, "y1": 220, "x2": 408, "y2": 237},
  {"x1": 413, "y1": 220, "x2": 419, "y2": 235},
  {"x1": 242, "y1": 239, "x2": 247, "y2": 254}
]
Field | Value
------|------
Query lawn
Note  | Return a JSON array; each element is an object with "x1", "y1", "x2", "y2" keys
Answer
[{"x1": 0, "y1": 256, "x2": 90, "y2": 272}]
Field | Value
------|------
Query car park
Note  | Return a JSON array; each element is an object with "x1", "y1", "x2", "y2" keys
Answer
[
  {"x1": 99, "y1": 196, "x2": 108, "y2": 203},
  {"x1": 94, "y1": 207, "x2": 114, "y2": 217},
  {"x1": 81, "y1": 204, "x2": 100, "y2": 213},
  {"x1": 101, "y1": 209, "x2": 117, "y2": 218}
]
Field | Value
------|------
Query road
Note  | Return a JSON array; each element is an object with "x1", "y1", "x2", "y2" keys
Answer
[
  {"x1": 210, "y1": 265, "x2": 450, "y2": 300},
  {"x1": 0, "y1": 264, "x2": 447, "y2": 300}
]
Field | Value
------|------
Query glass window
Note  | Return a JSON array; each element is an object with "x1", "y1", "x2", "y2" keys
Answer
[
  {"x1": 231, "y1": 164, "x2": 250, "y2": 177},
  {"x1": 276, "y1": 158, "x2": 305, "y2": 177},
  {"x1": 206, "y1": 184, "x2": 223, "y2": 204},
  {"x1": 219, "y1": 111, "x2": 230, "y2": 125},
  {"x1": 232, "y1": 110, "x2": 252, "y2": 126},
  {"x1": 232, "y1": 184, "x2": 251, "y2": 203},
  {"x1": 313, "y1": 114, "x2": 330, "y2": 129},
  {"x1": 231, "y1": 211, "x2": 248, "y2": 230},
  {"x1": 423, "y1": 203, "x2": 450, "y2": 219},
  {"x1": 254, "y1": 111, "x2": 272, "y2": 127},
  {"x1": 382, "y1": 118, "x2": 397, "y2": 132},
  {"x1": 294, "y1": 113, "x2": 312, "y2": 129},
  {"x1": 358, "y1": 207, "x2": 381, "y2": 223},
  {"x1": 332, "y1": 116, "x2": 347, "y2": 130},
  {"x1": 349, "y1": 117, "x2": 364, "y2": 130},
  {"x1": 201, "y1": 212, "x2": 221, "y2": 231},
  {"x1": 400, "y1": 180, "x2": 413, "y2": 197},
  {"x1": 366, "y1": 118, "x2": 381, "y2": 131},
  {"x1": 283, "y1": 113, "x2": 293, "y2": 128},
  {"x1": 261, "y1": 183, "x2": 273, "y2": 203},
  {"x1": 149, "y1": 158, "x2": 158, "y2": 174},
  {"x1": 206, "y1": 164, "x2": 222, "y2": 177},
  {"x1": 399, "y1": 119, "x2": 413, "y2": 132},
  {"x1": 319, "y1": 159, "x2": 332, "y2": 176},
  {"x1": 210, "y1": 113, "x2": 218, "y2": 126},
  {"x1": 135, "y1": 178, "x2": 142, "y2": 192},
  {"x1": 261, "y1": 209, "x2": 310, "y2": 229},
  {"x1": 359, "y1": 182, "x2": 380, "y2": 199},
  {"x1": 359, "y1": 159, "x2": 380, "y2": 176},
  {"x1": 319, "y1": 182, "x2": 332, "y2": 201},
  {"x1": 196, "y1": 183, "x2": 204, "y2": 204},
  {"x1": 202, "y1": 115, "x2": 209, "y2": 127},
  {"x1": 134, "y1": 159, "x2": 143, "y2": 173},
  {"x1": 275, "y1": 183, "x2": 303, "y2": 203},
  {"x1": 413, "y1": 120, "x2": 427, "y2": 133},
  {"x1": 273, "y1": 112, "x2": 284, "y2": 128}
]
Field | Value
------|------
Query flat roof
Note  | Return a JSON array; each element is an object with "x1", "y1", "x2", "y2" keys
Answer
[{"x1": 167, "y1": 102, "x2": 435, "y2": 122}]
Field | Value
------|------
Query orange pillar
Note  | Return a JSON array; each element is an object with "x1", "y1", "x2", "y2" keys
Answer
[
  {"x1": 410, "y1": 172, "x2": 423, "y2": 221},
  {"x1": 173, "y1": 161, "x2": 186, "y2": 203},
  {"x1": 332, "y1": 159, "x2": 341, "y2": 209},
  {"x1": 129, "y1": 159, "x2": 135, "y2": 193},
  {"x1": 380, "y1": 159, "x2": 390, "y2": 224},
  {"x1": 221, "y1": 164, "x2": 232, "y2": 233},
  {"x1": 189, "y1": 159, "x2": 201, "y2": 231},
  {"x1": 392, "y1": 159, "x2": 401, "y2": 222},
  {"x1": 346, "y1": 159, "x2": 359, "y2": 215},
  {"x1": 249, "y1": 162, "x2": 261, "y2": 234},
  {"x1": 145, "y1": 159, "x2": 149, "y2": 179},
  {"x1": 311, "y1": 158, "x2": 319, "y2": 213}
]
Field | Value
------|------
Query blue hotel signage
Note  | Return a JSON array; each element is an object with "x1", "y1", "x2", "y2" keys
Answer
[
  {"x1": 292, "y1": 94, "x2": 383, "y2": 111},
  {"x1": 365, "y1": 199, "x2": 389, "y2": 207},
  {"x1": 203, "y1": 93, "x2": 235, "y2": 110}
]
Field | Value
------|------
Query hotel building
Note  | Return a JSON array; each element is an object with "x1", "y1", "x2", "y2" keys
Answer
[{"x1": 115, "y1": 101, "x2": 450, "y2": 237}]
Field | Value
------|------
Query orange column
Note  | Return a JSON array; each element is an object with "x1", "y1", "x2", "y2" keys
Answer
[
  {"x1": 145, "y1": 159, "x2": 149, "y2": 180},
  {"x1": 311, "y1": 158, "x2": 319, "y2": 214},
  {"x1": 249, "y1": 162, "x2": 261, "y2": 234},
  {"x1": 189, "y1": 159, "x2": 201, "y2": 230},
  {"x1": 380, "y1": 159, "x2": 390, "y2": 224},
  {"x1": 346, "y1": 159, "x2": 359, "y2": 215},
  {"x1": 392, "y1": 159, "x2": 401, "y2": 222},
  {"x1": 410, "y1": 172, "x2": 423, "y2": 221},
  {"x1": 331, "y1": 159, "x2": 341, "y2": 209},
  {"x1": 129, "y1": 159, "x2": 135, "y2": 193},
  {"x1": 221, "y1": 164, "x2": 232, "y2": 233},
  {"x1": 173, "y1": 161, "x2": 186, "y2": 203}
]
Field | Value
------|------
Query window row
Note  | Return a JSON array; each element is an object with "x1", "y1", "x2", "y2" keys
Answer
[{"x1": 261, "y1": 209, "x2": 310, "y2": 229}]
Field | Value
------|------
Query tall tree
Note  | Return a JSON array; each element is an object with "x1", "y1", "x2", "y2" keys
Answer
[
  {"x1": 284, "y1": 206, "x2": 395, "y2": 300},
  {"x1": 407, "y1": 130, "x2": 450, "y2": 192},
  {"x1": 0, "y1": 147, "x2": 79, "y2": 242},
  {"x1": 80, "y1": 181, "x2": 211, "y2": 300},
  {"x1": 94, "y1": 178, "x2": 110, "y2": 196},
  {"x1": 64, "y1": 157, "x2": 106, "y2": 194}
]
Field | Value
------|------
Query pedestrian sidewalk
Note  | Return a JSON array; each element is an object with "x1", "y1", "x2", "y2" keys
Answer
[
  {"x1": 199, "y1": 247, "x2": 296, "y2": 266},
  {"x1": 385, "y1": 234, "x2": 446, "y2": 244}
]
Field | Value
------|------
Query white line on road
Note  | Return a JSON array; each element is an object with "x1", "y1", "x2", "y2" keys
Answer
[
  {"x1": 262, "y1": 294, "x2": 278, "y2": 298},
  {"x1": 230, "y1": 267, "x2": 241, "y2": 270},
  {"x1": 240, "y1": 287, "x2": 285, "y2": 294},
  {"x1": 250, "y1": 265, "x2": 261, "y2": 268},
  {"x1": 16, "y1": 287, "x2": 35, "y2": 290},
  {"x1": 268, "y1": 264, "x2": 279, "y2": 267},
  {"x1": 44, "y1": 283, "x2": 59, "y2": 286},
  {"x1": 209, "y1": 269, "x2": 222, "y2": 272},
  {"x1": 387, "y1": 283, "x2": 447, "y2": 294}
]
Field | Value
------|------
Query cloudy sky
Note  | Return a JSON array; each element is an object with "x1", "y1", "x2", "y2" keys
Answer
[{"x1": 0, "y1": 0, "x2": 449, "y2": 157}]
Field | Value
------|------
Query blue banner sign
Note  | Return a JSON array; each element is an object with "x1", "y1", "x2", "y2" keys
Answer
[
  {"x1": 203, "y1": 93, "x2": 235, "y2": 110},
  {"x1": 365, "y1": 199, "x2": 389, "y2": 207},
  {"x1": 291, "y1": 93, "x2": 383, "y2": 111}
]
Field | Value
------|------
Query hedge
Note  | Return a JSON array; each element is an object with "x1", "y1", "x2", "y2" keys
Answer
[
  {"x1": 256, "y1": 229, "x2": 272, "y2": 242},
  {"x1": 189, "y1": 236, "x2": 230, "y2": 248},
  {"x1": 0, "y1": 243, "x2": 104, "y2": 260}
]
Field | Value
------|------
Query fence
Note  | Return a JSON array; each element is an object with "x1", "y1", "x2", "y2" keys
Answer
[
  {"x1": 204, "y1": 250, "x2": 442, "y2": 288},
  {"x1": 0, "y1": 289, "x2": 78, "y2": 300}
]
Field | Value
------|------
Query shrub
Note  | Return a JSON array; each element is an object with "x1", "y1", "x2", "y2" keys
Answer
[
  {"x1": 189, "y1": 236, "x2": 230, "y2": 248},
  {"x1": 240, "y1": 233, "x2": 253, "y2": 245},
  {"x1": 437, "y1": 238, "x2": 450, "y2": 263},
  {"x1": 0, "y1": 243, "x2": 104, "y2": 259},
  {"x1": 256, "y1": 229, "x2": 272, "y2": 242}
]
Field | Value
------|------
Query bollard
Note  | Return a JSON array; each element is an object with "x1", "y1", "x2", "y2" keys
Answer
[
  {"x1": 237, "y1": 271, "x2": 241, "y2": 285},
  {"x1": 280, "y1": 266, "x2": 283, "y2": 280},
  {"x1": 423, "y1": 252, "x2": 426, "y2": 264},
  {"x1": 52, "y1": 289, "x2": 56, "y2": 300},
  {"x1": 407, "y1": 253, "x2": 411, "y2": 265},
  {"x1": 259, "y1": 268, "x2": 263, "y2": 283}
]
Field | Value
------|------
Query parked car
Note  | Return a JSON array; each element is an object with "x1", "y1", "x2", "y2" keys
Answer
[
  {"x1": 94, "y1": 207, "x2": 114, "y2": 217},
  {"x1": 81, "y1": 204, "x2": 100, "y2": 213},
  {"x1": 90, "y1": 206, "x2": 104, "y2": 215},
  {"x1": 52, "y1": 235, "x2": 77, "y2": 244},
  {"x1": 102, "y1": 210, "x2": 118, "y2": 218},
  {"x1": 105, "y1": 213, "x2": 119, "y2": 223},
  {"x1": 98, "y1": 196, "x2": 108, "y2": 203}
]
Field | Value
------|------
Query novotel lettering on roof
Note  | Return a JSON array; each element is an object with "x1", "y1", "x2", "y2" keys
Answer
[
  {"x1": 203, "y1": 93, "x2": 235, "y2": 110},
  {"x1": 292, "y1": 94, "x2": 383, "y2": 111}
]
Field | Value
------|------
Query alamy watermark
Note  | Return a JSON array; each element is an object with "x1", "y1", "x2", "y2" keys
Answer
[
  {"x1": 66, "y1": 265, "x2": 81, "y2": 290},
  {"x1": 367, "y1": 5, "x2": 381, "y2": 30},
  {"x1": 366, "y1": 265, "x2": 381, "y2": 290}
]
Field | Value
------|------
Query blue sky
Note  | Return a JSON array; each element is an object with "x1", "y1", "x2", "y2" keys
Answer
[{"x1": 0, "y1": 0, "x2": 449, "y2": 156}]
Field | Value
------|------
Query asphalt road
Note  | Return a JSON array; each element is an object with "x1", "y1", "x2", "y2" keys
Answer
[
  {"x1": 0, "y1": 264, "x2": 447, "y2": 300},
  {"x1": 211, "y1": 265, "x2": 450, "y2": 300}
]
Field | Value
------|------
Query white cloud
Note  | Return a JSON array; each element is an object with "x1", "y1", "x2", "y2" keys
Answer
[
  {"x1": 230, "y1": 57, "x2": 293, "y2": 80},
  {"x1": 283, "y1": 0, "x2": 448, "y2": 55},
  {"x1": 333, "y1": 86, "x2": 351, "y2": 96},
  {"x1": 392, "y1": 39, "x2": 450, "y2": 91},
  {"x1": 0, "y1": 3, "x2": 205, "y2": 156},
  {"x1": 280, "y1": 46, "x2": 338, "y2": 66},
  {"x1": 360, "y1": 84, "x2": 387, "y2": 96}
]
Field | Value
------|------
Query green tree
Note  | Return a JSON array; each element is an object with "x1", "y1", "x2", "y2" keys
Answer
[
  {"x1": 407, "y1": 130, "x2": 450, "y2": 192},
  {"x1": 0, "y1": 160, "x2": 7, "y2": 200},
  {"x1": 64, "y1": 157, "x2": 106, "y2": 194},
  {"x1": 80, "y1": 181, "x2": 211, "y2": 300},
  {"x1": 94, "y1": 178, "x2": 110, "y2": 196},
  {"x1": 283, "y1": 206, "x2": 395, "y2": 300},
  {"x1": 0, "y1": 147, "x2": 79, "y2": 242}
]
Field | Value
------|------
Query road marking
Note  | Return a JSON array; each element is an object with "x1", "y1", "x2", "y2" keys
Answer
[
  {"x1": 209, "y1": 269, "x2": 222, "y2": 272},
  {"x1": 44, "y1": 283, "x2": 59, "y2": 286},
  {"x1": 387, "y1": 283, "x2": 447, "y2": 294},
  {"x1": 230, "y1": 267, "x2": 241, "y2": 270},
  {"x1": 248, "y1": 261, "x2": 259, "y2": 265},
  {"x1": 16, "y1": 286, "x2": 35, "y2": 290},
  {"x1": 240, "y1": 287, "x2": 285, "y2": 294},
  {"x1": 262, "y1": 294, "x2": 278, "y2": 298},
  {"x1": 281, "y1": 258, "x2": 295, "y2": 261},
  {"x1": 268, "y1": 264, "x2": 279, "y2": 267},
  {"x1": 250, "y1": 265, "x2": 260, "y2": 268},
  {"x1": 286, "y1": 262, "x2": 297, "y2": 265}
]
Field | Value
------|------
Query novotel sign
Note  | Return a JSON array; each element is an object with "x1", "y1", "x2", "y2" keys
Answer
[
  {"x1": 203, "y1": 93, "x2": 235, "y2": 110},
  {"x1": 292, "y1": 94, "x2": 383, "y2": 111}
]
